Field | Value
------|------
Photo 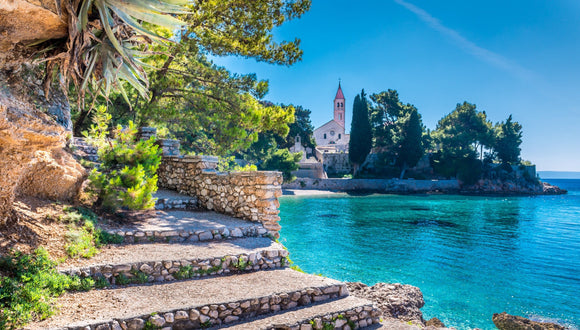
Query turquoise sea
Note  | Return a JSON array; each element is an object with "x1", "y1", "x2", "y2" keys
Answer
[{"x1": 278, "y1": 179, "x2": 580, "y2": 330}]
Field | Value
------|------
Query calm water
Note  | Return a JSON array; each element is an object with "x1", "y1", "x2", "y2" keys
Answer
[{"x1": 279, "y1": 179, "x2": 580, "y2": 330}]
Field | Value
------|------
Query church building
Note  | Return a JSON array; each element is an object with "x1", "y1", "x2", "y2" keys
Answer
[{"x1": 313, "y1": 83, "x2": 350, "y2": 150}]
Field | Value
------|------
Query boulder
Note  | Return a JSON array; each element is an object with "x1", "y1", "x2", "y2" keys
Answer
[
  {"x1": 425, "y1": 317, "x2": 446, "y2": 327},
  {"x1": 346, "y1": 282, "x2": 425, "y2": 325},
  {"x1": 17, "y1": 149, "x2": 86, "y2": 201},
  {"x1": 492, "y1": 312, "x2": 566, "y2": 330}
]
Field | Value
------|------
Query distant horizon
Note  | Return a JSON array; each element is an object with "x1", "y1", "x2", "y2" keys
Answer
[{"x1": 538, "y1": 171, "x2": 580, "y2": 179}]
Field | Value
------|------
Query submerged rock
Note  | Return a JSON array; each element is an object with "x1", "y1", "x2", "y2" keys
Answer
[{"x1": 492, "y1": 312, "x2": 567, "y2": 330}]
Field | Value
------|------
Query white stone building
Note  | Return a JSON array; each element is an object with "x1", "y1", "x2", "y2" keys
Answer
[{"x1": 313, "y1": 83, "x2": 350, "y2": 149}]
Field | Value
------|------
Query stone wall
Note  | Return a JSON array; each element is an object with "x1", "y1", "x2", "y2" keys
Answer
[
  {"x1": 322, "y1": 152, "x2": 351, "y2": 176},
  {"x1": 63, "y1": 246, "x2": 288, "y2": 285},
  {"x1": 283, "y1": 178, "x2": 460, "y2": 193},
  {"x1": 158, "y1": 156, "x2": 283, "y2": 238}
]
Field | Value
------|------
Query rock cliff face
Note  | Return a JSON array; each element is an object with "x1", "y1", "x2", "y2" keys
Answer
[
  {"x1": 0, "y1": 70, "x2": 83, "y2": 224},
  {"x1": 492, "y1": 312, "x2": 566, "y2": 330},
  {"x1": 0, "y1": 0, "x2": 68, "y2": 68}
]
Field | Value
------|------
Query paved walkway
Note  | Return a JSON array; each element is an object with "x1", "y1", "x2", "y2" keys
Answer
[{"x1": 102, "y1": 209, "x2": 257, "y2": 233}]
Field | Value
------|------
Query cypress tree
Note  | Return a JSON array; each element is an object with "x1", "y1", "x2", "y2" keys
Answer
[
  {"x1": 349, "y1": 89, "x2": 372, "y2": 175},
  {"x1": 395, "y1": 108, "x2": 424, "y2": 179}
]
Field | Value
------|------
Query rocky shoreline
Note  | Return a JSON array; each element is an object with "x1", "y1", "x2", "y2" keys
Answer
[
  {"x1": 347, "y1": 282, "x2": 453, "y2": 329},
  {"x1": 283, "y1": 179, "x2": 567, "y2": 197},
  {"x1": 347, "y1": 282, "x2": 572, "y2": 330}
]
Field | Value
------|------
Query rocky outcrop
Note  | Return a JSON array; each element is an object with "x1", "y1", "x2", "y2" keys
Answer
[
  {"x1": 346, "y1": 282, "x2": 426, "y2": 325},
  {"x1": 492, "y1": 312, "x2": 567, "y2": 330},
  {"x1": 541, "y1": 182, "x2": 567, "y2": 195},
  {"x1": 16, "y1": 149, "x2": 86, "y2": 201},
  {"x1": 0, "y1": 0, "x2": 68, "y2": 68},
  {"x1": 0, "y1": 70, "x2": 79, "y2": 224}
]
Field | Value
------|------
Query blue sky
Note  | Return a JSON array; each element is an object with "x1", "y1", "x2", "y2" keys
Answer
[{"x1": 213, "y1": 0, "x2": 580, "y2": 172}]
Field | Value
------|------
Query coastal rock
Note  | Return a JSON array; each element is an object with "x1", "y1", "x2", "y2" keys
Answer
[
  {"x1": 492, "y1": 312, "x2": 566, "y2": 330},
  {"x1": 346, "y1": 282, "x2": 425, "y2": 325},
  {"x1": 541, "y1": 182, "x2": 567, "y2": 195},
  {"x1": 425, "y1": 317, "x2": 446, "y2": 327}
]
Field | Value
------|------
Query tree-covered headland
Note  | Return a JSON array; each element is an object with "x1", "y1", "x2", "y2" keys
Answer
[{"x1": 350, "y1": 89, "x2": 531, "y2": 186}]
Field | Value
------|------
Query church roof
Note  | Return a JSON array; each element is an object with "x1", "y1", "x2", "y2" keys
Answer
[
  {"x1": 335, "y1": 82, "x2": 344, "y2": 100},
  {"x1": 314, "y1": 119, "x2": 344, "y2": 132}
]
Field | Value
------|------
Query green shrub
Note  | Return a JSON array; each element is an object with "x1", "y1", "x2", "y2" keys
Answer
[
  {"x1": 260, "y1": 149, "x2": 301, "y2": 182},
  {"x1": 174, "y1": 265, "x2": 193, "y2": 280},
  {"x1": 217, "y1": 156, "x2": 257, "y2": 172},
  {"x1": 0, "y1": 249, "x2": 79, "y2": 329},
  {"x1": 65, "y1": 226, "x2": 99, "y2": 258},
  {"x1": 131, "y1": 270, "x2": 150, "y2": 284},
  {"x1": 94, "y1": 276, "x2": 110, "y2": 289},
  {"x1": 85, "y1": 108, "x2": 161, "y2": 212},
  {"x1": 115, "y1": 273, "x2": 132, "y2": 286}
]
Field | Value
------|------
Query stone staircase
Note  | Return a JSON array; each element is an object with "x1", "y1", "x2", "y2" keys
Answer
[{"x1": 26, "y1": 192, "x2": 382, "y2": 330}]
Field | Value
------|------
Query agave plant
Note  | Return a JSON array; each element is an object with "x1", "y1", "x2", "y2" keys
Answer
[{"x1": 45, "y1": 0, "x2": 190, "y2": 107}]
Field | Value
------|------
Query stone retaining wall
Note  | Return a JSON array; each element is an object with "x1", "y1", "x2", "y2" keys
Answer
[
  {"x1": 158, "y1": 155, "x2": 283, "y2": 238},
  {"x1": 62, "y1": 248, "x2": 289, "y2": 285},
  {"x1": 289, "y1": 306, "x2": 381, "y2": 330},
  {"x1": 155, "y1": 195, "x2": 198, "y2": 210},
  {"x1": 283, "y1": 177, "x2": 460, "y2": 193},
  {"x1": 63, "y1": 284, "x2": 349, "y2": 330},
  {"x1": 104, "y1": 224, "x2": 268, "y2": 244}
]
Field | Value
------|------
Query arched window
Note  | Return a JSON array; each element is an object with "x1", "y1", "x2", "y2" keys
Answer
[
  {"x1": 338, "y1": 133, "x2": 341, "y2": 139},
  {"x1": 296, "y1": 136, "x2": 300, "y2": 143},
  {"x1": 324, "y1": 133, "x2": 327, "y2": 139}
]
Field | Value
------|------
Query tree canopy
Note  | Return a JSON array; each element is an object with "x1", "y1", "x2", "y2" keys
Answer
[{"x1": 69, "y1": 0, "x2": 312, "y2": 157}]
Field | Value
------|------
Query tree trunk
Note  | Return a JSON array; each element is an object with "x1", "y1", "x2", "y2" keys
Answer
[
  {"x1": 74, "y1": 108, "x2": 91, "y2": 137},
  {"x1": 399, "y1": 163, "x2": 408, "y2": 180}
]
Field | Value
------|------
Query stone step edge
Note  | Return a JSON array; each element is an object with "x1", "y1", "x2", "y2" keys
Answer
[
  {"x1": 55, "y1": 283, "x2": 349, "y2": 330},
  {"x1": 225, "y1": 298, "x2": 381, "y2": 330},
  {"x1": 267, "y1": 304, "x2": 381, "y2": 330},
  {"x1": 61, "y1": 247, "x2": 290, "y2": 286},
  {"x1": 155, "y1": 197, "x2": 198, "y2": 210},
  {"x1": 103, "y1": 224, "x2": 270, "y2": 244}
]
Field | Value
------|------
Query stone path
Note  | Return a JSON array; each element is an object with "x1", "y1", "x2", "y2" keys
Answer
[{"x1": 26, "y1": 190, "x2": 383, "y2": 329}]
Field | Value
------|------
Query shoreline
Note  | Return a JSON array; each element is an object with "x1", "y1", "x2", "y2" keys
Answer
[{"x1": 282, "y1": 178, "x2": 567, "y2": 197}]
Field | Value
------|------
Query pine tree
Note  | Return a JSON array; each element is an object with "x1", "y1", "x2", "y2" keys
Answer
[
  {"x1": 495, "y1": 115, "x2": 523, "y2": 164},
  {"x1": 349, "y1": 90, "x2": 372, "y2": 176}
]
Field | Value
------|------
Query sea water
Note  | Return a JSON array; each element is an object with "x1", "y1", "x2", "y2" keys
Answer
[{"x1": 278, "y1": 179, "x2": 580, "y2": 330}]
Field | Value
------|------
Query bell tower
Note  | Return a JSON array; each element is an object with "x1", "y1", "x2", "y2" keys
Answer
[{"x1": 334, "y1": 80, "x2": 345, "y2": 128}]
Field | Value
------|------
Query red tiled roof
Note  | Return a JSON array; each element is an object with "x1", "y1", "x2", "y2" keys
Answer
[{"x1": 335, "y1": 83, "x2": 344, "y2": 100}]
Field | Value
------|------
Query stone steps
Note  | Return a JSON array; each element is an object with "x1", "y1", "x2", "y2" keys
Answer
[
  {"x1": 26, "y1": 269, "x2": 350, "y2": 329},
  {"x1": 222, "y1": 296, "x2": 380, "y2": 330},
  {"x1": 154, "y1": 189, "x2": 198, "y2": 210},
  {"x1": 59, "y1": 237, "x2": 289, "y2": 285},
  {"x1": 100, "y1": 209, "x2": 269, "y2": 244}
]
